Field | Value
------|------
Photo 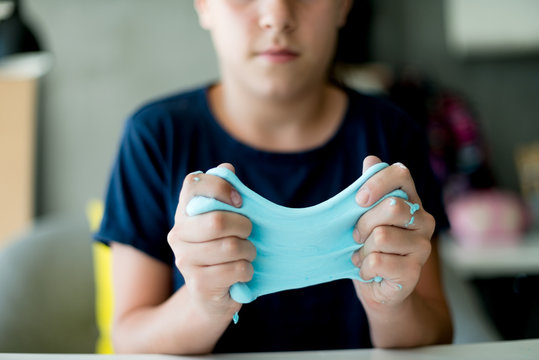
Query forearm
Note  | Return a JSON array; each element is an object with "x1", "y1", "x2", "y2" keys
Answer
[
  {"x1": 112, "y1": 286, "x2": 236, "y2": 354},
  {"x1": 364, "y1": 291, "x2": 453, "y2": 348}
]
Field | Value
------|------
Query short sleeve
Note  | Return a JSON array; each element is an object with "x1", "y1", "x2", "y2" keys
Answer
[{"x1": 94, "y1": 110, "x2": 174, "y2": 265}]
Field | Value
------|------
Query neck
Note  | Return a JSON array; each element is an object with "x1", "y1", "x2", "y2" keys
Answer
[{"x1": 210, "y1": 80, "x2": 347, "y2": 153}]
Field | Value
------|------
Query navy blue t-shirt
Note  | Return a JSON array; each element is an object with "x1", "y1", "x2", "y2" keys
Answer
[{"x1": 95, "y1": 85, "x2": 449, "y2": 353}]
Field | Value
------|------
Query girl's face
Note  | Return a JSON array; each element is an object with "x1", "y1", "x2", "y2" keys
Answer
[{"x1": 196, "y1": 0, "x2": 352, "y2": 100}]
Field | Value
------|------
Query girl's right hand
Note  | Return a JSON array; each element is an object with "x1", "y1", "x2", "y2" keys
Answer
[{"x1": 167, "y1": 163, "x2": 256, "y2": 320}]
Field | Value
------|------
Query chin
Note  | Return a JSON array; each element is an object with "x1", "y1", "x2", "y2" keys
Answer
[{"x1": 252, "y1": 78, "x2": 313, "y2": 101}]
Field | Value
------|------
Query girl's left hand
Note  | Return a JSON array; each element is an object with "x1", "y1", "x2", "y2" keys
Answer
[{"x1": 352, "y1": 155, "x2": 435, "y2": 309}]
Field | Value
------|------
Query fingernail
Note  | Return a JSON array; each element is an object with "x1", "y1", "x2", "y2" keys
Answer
[
  {"x1": 231, "y1": 190, "x2": 242, "y2": 207},
  {"x1": 356, "y1": 187, "x2": 370, "y2": 206}
]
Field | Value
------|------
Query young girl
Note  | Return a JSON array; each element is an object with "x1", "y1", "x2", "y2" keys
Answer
[{"x1": 95, "y1": 0, "x2": 453, "y2": 354}]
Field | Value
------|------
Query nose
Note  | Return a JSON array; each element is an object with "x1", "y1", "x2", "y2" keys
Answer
[{"x1": 258, "y1": 0, "x2": 296, "y2": 33}]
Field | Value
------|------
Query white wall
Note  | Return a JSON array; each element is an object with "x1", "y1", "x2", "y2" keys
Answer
[
  {"x1": 445, "y1": 0, "x2": 539, "y2": 56},
  {"x1": 24, "y1": 0, "x2": 219, "y2": 216}
]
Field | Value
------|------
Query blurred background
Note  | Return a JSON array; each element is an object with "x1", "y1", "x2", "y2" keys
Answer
[{"x1": 1, "y1": 0, "x2": 538, "y2": 353}]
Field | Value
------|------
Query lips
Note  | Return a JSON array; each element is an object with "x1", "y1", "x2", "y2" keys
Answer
[{"x1": 258, "y1": 48, "x2": 299, "y2": 64}]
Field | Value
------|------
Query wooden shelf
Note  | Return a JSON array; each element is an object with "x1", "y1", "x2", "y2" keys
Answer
[{"x1": 0, "y1": 76, "x2": 37, "y2": 248}]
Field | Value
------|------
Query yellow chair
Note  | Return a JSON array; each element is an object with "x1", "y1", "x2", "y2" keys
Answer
[{"x1": 86, "y1": 199, "x2": 114, "y2": 354}]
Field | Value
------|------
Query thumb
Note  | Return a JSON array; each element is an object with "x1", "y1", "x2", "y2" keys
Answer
[
  {"x1": 217, "y1": 162, "x2": 236, "y2": 174},
  {"x1": 362, "y1": 155, "x2": 382, "y2": 174}
]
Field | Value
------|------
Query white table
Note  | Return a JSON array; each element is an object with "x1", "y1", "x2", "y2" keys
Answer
[{"x1": 1, "y1": 339, "x2": 538, "y2": 360}]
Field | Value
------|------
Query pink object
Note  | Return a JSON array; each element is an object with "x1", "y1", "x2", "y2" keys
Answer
[{"x1": 446, "y1": 189, "x2": 530, "y2": 247}]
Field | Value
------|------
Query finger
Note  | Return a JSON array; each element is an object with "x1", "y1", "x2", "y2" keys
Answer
[
  {"x1": 175, "y1": 210, "x2": 252, "y2": 243},
  {"x1": 356, "y1": 197, "x2": 429, "y2": 239},
  {"x1": 362, "y1": 155, "x2": 382, "y2": 174},
  {"x1": 352, "y1": 225, "x2": 432, "y2": 268},
  {"x1": 356, "y1": 161, "x2": 422, "y2": 208},
  {"x1": 358, "y1": 251, "x2": 421, "y2": 288},
  {"x1": 218, "y1": 162, "x2": 236, "y2": 173},
  {"x1": 177, "y1": 168, "x2": 242, "y2": 217},
  {"x1": 186, "y1": 260, "x2": 254, "y2": 294},
  {"x1": 175, "y1": 236, "x2": 256, "y2": 268},
  {"x1": 356, "y1": 156, "x2": 382, "y2": 206}
]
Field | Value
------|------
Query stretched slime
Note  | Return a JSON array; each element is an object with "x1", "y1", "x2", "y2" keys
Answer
[{"x1": 186, "y1": 163, "x2": 416, "y2": 304}]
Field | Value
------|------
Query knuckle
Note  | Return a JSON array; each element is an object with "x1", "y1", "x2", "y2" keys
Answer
[
  {"x1": 168, "y1": 227, "x2": 188, "y2": 252},
  {"x1": 372, "y1": 227, "x2": 389, "y2": 248},
  {"x1": 235, "y1": 260, "x2": 248, "y2": 274},
  {"x1": 425, "y1": 212, "x2": 436, "y2": 234},
  {"x1": 236, "y1": 261, "x2": 254, "y2": 282},
  {"x1": 207, "y1": 211, "x2": 226, "y2": 233},
  {"x1": 167, "y1": 227, "x2": 182, "y2": 246},
  {"x1": 174, "y1": 255, "x2": 184, "y2": 270},
  {"x1": 184, "y1": 172, "x2": 200, "y2": 185},
  {"x1": 174, "y1": 249, "x2": 190, "y2": 270},
  {"x1": 365, "y1": 252, "x2": 383, "y2": 270},
  {"x1": 222, "y1": 237, "x2": 240, "y2": 256},
  {"x1": 418, "y1": 237, "x2": 432, "y2": 260},
  {"x1": 168, "y1": 230, "x2": 188, "y2": 254},
  {"x1": 385, "y1": 200, "x2": 401, "y2": 217},
  {"x1": 166, "y1": 229, "x2": 176, "y2": 246},
  {"x1": 394, "y1": 162, "x2": 411, "y2": 177}
]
